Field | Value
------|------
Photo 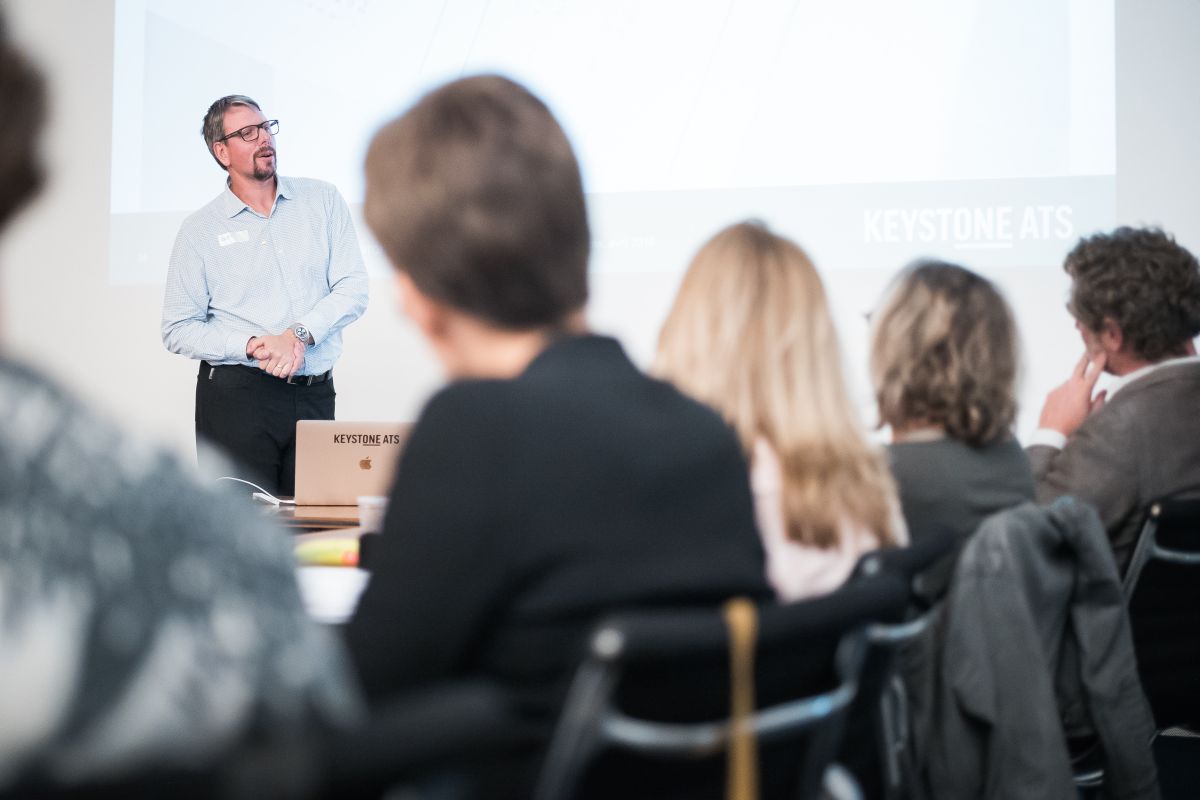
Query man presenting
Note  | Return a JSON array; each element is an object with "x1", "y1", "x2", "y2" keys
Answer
[
  {"x1": 163, "y1": 95, "x2": 368, "y2": 495},
  {"x1": 1028, "y1": 226, "x2": 1200, "y2": 574}
]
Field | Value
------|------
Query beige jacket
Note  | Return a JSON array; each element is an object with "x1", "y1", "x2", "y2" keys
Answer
[{"x1": 1028, "y1": 360, "x2": 1200, "y2": 575}]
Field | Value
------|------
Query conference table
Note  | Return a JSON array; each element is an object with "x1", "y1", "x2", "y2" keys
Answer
[
  {"x1": 265, "y1": 504, "x2": 372, "y2": 624},
  {"x1": 265, "y1": 503, "x2": 362, "y2": 531}
]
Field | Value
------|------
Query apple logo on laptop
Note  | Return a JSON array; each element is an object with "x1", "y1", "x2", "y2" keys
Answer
[{"x1": 359, "y1": 456, "x2": 372, "y2": 470}]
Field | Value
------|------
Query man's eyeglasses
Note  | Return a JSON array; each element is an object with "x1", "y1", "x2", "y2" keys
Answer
[{"x1": 218, "y1": 119, "x2": 279, "y2": 144}]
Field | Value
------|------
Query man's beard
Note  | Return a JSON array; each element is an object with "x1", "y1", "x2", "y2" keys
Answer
[{"x1": 253, "y1": 149, "x2": 276, "y2": 181}]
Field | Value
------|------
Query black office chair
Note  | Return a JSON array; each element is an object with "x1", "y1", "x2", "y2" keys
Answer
[
  {"x1": 1068, "y1": 498, "x2": 1200, "y2": 796},
  {"x1": 533, "y1": 572, "x2": 909, "y2": 800},
  {"x1": 1122, "y1": 497, "x2": 1200, "y2": 732},
  {"x1": 841, "y1": 531, "x2": 957, "y2": 800}
]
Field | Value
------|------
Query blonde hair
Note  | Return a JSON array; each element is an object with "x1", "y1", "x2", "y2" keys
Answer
[
  {"x1": 870, "y1": 261, "x2": 1019, "y2": 446},
  {"x1": 656, "y1": 221, "x2": 900, "y2": 550}
]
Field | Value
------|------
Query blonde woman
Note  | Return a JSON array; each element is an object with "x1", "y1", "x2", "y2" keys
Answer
[
  {"x1": 869, "y1": 261, "x2": 1034, "y2": 596},
  {"x1": 657, "y1": 221, "x2": 905, "y2": 602}
]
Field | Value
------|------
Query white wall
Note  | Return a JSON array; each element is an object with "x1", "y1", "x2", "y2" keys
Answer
[
  {"x1": 1, "y1": 0, "x2": 445, "y2": 459},
  {"x1": 2, "y1": 0, "x2": 1198, "y2": 462},
  {"x1": 1114, "y1": 0, "x2": 1200, "y2": 243}
]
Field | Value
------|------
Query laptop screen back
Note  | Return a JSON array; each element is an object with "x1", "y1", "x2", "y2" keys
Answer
[{"x1": 294, "y1": 420, "x2": 411, "y2": 505}]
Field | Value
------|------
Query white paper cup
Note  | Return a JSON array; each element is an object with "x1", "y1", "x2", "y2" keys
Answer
[{"x1": 357, "y1": 495, "x2": 389, "y2": 535}]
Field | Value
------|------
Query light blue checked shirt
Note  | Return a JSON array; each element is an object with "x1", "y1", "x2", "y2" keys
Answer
[{"x1": 162, "y1": 176, "x2": 369, "y2": 375}]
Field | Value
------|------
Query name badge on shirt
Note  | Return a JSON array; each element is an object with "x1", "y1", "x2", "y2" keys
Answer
[{"x1": 217, "y1": 230, "x2": 251, "y2": 247}]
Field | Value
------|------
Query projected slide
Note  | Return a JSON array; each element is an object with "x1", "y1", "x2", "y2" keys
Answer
[{"x1": 111, "y1": 0, "x2": 1115, "y2": 284}]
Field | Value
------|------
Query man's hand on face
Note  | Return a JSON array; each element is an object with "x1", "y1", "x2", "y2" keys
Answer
[
  {"x1": 1038, "y1": 351, "x2": 1108, "y2": 437},
  {"x1": 249, "y1": 331, "x2": 306, "y2": 378}
]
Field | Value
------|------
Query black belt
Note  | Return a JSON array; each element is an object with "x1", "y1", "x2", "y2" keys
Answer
[{"x1": 201, "y1": 361, "x2": 332, "y2": 386}]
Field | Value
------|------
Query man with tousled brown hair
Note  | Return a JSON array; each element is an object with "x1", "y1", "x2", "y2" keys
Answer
[{"x1": 1028, "y1": 227, "x2": 1200, "y2": 574}]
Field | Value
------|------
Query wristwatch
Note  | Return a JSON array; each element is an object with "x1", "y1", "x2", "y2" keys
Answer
[{"x1": 291, "y1": 323, "x2": 313, "y2": 346}]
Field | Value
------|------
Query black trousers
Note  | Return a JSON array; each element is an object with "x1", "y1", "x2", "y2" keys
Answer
[{"x1": 195, "y1": 362, "x2": 335, "y2": 496}]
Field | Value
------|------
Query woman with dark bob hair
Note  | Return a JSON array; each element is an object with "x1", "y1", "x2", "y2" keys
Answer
[{"x1": 869, "y1": 260, "x2": 1035, "y2": 596}]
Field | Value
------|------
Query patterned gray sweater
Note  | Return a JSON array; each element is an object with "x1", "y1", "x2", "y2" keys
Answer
[{"x1": 0, "y1": 359, "x2": 362, "y2": 788}]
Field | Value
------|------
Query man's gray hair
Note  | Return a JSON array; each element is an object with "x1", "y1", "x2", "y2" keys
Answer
[{"x1": 201, "y1": 94, "x2": 262, "y2": 170}]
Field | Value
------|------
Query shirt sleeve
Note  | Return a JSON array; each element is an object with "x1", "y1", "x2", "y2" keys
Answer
[
  {"x1": 161, "y1": 229, "x2": 256, "y2": 362},
  {"x1": 342, "y1": 385, "x2": 509, "y2": 701},
  {"x1": 1026, "y1": 428, "x2": 1068, "y2": 451},
  {"x1": 298, "y1": 188, "x2": 369, "y2": 345}
]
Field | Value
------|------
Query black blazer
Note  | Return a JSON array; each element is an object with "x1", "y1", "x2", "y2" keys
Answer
[{"x1": 345, "y1": 335, "x2": 770, "y2": 719}]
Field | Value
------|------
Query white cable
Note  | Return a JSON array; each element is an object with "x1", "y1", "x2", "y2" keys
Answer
[{"x1": 216, "y1": 476, "x2": 296, "y2": 505}]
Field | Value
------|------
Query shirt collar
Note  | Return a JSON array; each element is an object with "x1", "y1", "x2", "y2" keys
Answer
[
  {"x1": 221, "y1": 175, "x2": 292, "y2": 219},
  {"x1": 1106, "y1": 353, "x2": 1200, "y2": 400}
]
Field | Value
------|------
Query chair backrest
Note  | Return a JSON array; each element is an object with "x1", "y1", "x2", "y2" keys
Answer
[
  {"x1": 841, "y1": 532, "x2": 957, "y2": 800},
  {"x1": 534, "y1": 572, "x2": 909, "y2": 800},
  {"x1": 860, "y1": 530, "x2": 958, "y2": 629},
  {"x1": 1123, "y1": 497, "x2": 1200, "y2": 730}
]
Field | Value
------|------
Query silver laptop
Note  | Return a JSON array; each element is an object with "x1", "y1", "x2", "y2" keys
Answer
[{"x1": 294, "y1": 420, "x2": 411, "y2": 505}]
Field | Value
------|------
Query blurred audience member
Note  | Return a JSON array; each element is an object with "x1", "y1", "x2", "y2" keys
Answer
[
  {"x1": 345, "y1": 76, "x2": 769, "y2": 795},
  {"x1": 870, "y1": 260, "x2": 1034, "y2": 596},
  {"x1": 0, "y1": 16, "x2": 361, "y2": 793},
  {"x1": 1029, "y1": 227, "x2": 1200, "y2": 574},
  {"x1": 657, "y1": 221, "x2": 905, "y2": 601}
]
